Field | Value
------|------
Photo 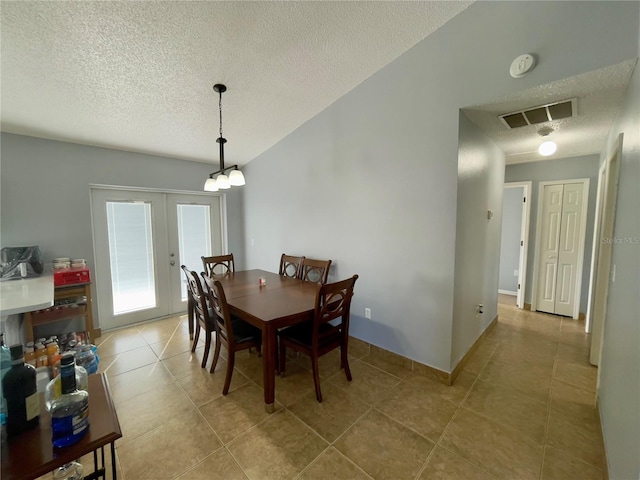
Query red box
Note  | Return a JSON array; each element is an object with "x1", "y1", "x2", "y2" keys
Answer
[{"x1": 54, "y1": 268, "x2": 91, "y2": 286}]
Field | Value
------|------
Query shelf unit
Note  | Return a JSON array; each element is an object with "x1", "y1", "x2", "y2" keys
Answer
[{"x1": 23, "y1": 282, "x2": 100, "y2": 343}]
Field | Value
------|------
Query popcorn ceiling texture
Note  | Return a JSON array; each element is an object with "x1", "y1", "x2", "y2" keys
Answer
[{"x1": 0, "y1": 1, "x2": 473, "y2": 167}]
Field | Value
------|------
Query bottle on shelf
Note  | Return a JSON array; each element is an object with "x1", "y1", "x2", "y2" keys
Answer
[
  {"x1": 35, "y1": 342, "x2": 48, "y2": 368},
  {"x1": 1, "y1": 344, "x2": 40, "y2": 436},
  {"x1": 24, "y1": 342, "x2": 36, "y2": 368},
  {"x1": 0, "y1": 333, "x2": 12, "y2": 425},
  {"x1": 49, "y1": 352, "x2": 89, "y2": 448}
]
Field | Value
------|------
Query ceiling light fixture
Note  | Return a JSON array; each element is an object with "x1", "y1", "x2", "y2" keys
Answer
[
  {"x1": 537, "y1": 126, "x2": 557, "y2": 157},
  {"x1": 204, "y1": 84, "x2": 245, "y2": 192}
]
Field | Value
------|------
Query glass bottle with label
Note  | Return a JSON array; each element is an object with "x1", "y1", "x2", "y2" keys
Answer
[
  {"x1": 1, "y1": 344, "x2": 40, "y2": 436},
  {"x1": 0, "y1": 333, "x2": 12, "y2": 425},
  {"x1": 49, "y1": 352, "x2": 89, "y2": 448}
]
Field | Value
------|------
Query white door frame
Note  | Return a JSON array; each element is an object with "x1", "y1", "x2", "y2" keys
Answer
[
  {"x1": 531, "y1": 178, "x2": 590, "y2": 319},
  {"x1": 588, "y1": 134, "x2": 623, "y2": 367},
  {"x1": 503, "y1": 181, "x2": 532, "y2": 309},
  {"x1": 89, "y1": 184, "x2": 227, "y2": 330}
]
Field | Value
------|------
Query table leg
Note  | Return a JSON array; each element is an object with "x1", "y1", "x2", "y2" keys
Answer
[{"x1": 262, "y1": 324, "x2": 276, "y2": 413}]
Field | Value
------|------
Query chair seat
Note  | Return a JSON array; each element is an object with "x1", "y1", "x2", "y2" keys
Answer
[
  {"x1": 231, "y1": 318, "x2": 261, "y2": 344},
  {"x1": 278, "y1": 321, "x2": 340, "y2": 350}
]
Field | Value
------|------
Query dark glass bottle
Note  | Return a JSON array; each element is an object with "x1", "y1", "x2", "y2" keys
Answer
[
  {"x1": 50, "y1": 352, "x2": 89, "y2": 448},
  {"x1": 1, "y1": 344, "x2": 40, "y2": 436}
]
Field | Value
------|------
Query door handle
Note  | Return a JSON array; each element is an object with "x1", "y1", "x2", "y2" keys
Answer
[
  {"x1": 170, "y1": 260, "x2": 176, "y2": 266},
  {"x1": 548, "y1": 255, "x2": 557, "y2": 259},
  {"x1": 170, "y1": 253, "x2": 175, "y2": 257}
]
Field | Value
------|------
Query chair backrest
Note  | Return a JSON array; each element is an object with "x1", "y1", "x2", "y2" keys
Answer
[
  {"x1": 279, "y1": 254, "x2": 305, "y2": 278},
  {"x1": 181, "y1": 265, "x2": 210, "y2": 324},
  {"x1": 312, "y1": 275, "x2": 359, "y2": 346},
  {"x1": 298, "y1": 258, "x2": 331, "y2": 284},
  {"x1": 201, "y1": 274, "x2": 235, "y2": 347},
  {"x1": 202, "y1": 254, "x2": 234, "y2": 276}
]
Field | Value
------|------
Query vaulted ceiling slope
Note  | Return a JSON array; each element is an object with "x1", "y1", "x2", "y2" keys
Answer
[{"x1": 0, "y1": 1, "x2": 473, "y2": 168}]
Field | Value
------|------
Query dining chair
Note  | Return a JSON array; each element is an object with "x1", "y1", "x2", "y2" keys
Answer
[
  {"x1": 279, "y1": 254, "x2": 305, "y2": 279},
  {"x1": 181, "y1": 265, "x2": 216, "y2": 369},
  {"x1": 278, "y1": 274, "x2": 358, "y2": 402},
  {"x1": 201, "y1": 254, "x2": 234, "y2": 276},
  {"x1": 201, "y1": 274, "x2": 262, "y2": 394},
  {"x1": 297, "y1": 257, "x2": 331, "y2": 284}
]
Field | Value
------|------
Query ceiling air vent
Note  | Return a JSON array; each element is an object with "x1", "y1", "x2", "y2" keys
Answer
[{"x1": 499, "y1": 98, "x2": 577, "y2": 129}]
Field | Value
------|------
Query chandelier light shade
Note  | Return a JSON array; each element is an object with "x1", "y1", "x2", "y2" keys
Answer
[{"x1": 203, "y1": 83, "x2": 246, "y2": 191}]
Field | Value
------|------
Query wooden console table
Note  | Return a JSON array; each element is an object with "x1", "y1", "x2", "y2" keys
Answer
[
  {"x1": 23, "y1": 282, "x2": 100, "y2": 343},
  {"x1": 1, "y1": 373, "x2": 122, "y2": 480}
]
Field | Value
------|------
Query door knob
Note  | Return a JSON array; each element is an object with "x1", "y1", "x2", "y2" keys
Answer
[{"x1": 170, "y1": 260, "x2": 176, "y2": 266}]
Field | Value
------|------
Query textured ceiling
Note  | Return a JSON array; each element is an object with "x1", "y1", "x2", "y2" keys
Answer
[
  {"x1": 1, "y1": 1, "x2": 473, "y2": 168},
  {"x1": 463, "y1": 60, "x2": 637, "y2": 165}
]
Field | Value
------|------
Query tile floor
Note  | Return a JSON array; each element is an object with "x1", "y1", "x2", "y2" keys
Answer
[{"x1": 39, "y1": 296, "x2": 605, "y2": 479}]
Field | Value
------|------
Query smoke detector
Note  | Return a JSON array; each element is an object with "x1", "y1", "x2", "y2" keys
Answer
[{"x1": 510, "y1": 54, "x2": 536, "y2": 78}]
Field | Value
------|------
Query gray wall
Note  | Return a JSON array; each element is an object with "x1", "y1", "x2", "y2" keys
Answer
[
  {"x1": 0, "y1": 133, "x2": 242, "y2": 328},
  {"x1": 451, "y1": 113, "x2": 504, "y2": 368},
  {"x1": 499, "y1": 187, "x2": 524, "y2": 293},
  {"x1": 505, "y1": 154, "x2": 600, "y2": 314},
  {"x1": 239, "y1": 1, "x2": 639, "y2": 372},
  {"x1": 598, "y1": 62, "x2": 640, "y2": 480}
]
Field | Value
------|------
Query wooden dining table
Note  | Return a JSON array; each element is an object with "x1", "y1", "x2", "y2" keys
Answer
[{"x1": 207, "y1": 269, "x2": 319, "y2": 413}]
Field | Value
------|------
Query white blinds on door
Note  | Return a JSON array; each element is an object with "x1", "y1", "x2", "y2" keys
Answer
[{"x1": 177, "y1": 204, "x2": 212, "y2": 301}]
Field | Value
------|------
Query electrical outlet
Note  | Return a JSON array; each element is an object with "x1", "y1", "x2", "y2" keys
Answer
[
  {"x1": 364, "y1": 308, "x2": 371, "y2": 319},
  {"x1": 513, "y1": 269, "x2": 519, "y2": 276}
]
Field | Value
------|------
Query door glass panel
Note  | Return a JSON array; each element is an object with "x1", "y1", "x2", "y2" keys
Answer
[
  {"x1": 177, "y1": 204, "x2": 212, "y2": 301},
  {"x1": 106, "y1": 201, "x2": 157, "y2": 315}
]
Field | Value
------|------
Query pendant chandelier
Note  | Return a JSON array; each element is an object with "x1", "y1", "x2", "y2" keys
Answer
[{"x1": 204, "y1": 84, "x2": 245, "y2": 191}]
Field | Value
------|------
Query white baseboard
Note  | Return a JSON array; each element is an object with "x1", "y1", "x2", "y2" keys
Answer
[{"x1": 498, "y1": 289, "x2": 517, "y2": 296}]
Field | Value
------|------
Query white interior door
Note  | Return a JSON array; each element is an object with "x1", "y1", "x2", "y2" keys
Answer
[
  {"x1": 534, "y1": 181, "x2": 588, "y2": 318},
  {"x1": 166, "y1": 193, "x2": 223, "y2": 313},
  {"x1": 91, "y1": 188, "x2": 223, "y2": 331}
]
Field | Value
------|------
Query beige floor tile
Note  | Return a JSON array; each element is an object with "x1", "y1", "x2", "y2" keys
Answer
[
  {"x1": 232, "y1": 350, "x2": 265, "y2": 386},
  {"x1": 328, "y1": 359, "x2": 402, "y2": 405},
  {"x1": 160, "y1": 346, "x2": 207, "y2": 379},
  {"x1": 227, "y1": 410, "x2": 328, "y2": 479},
  {"x1": 148, "y1": 332, "x2": 198, "y2": 360},
  {"x1": 115, "y1": 382, "x2": 195, "y2": 446},
  {"x1": 299, "y1": 447, "x2": 372, "y2": 480},
  {"x1": 558, "y1": 329, "x2": 592, "y2": 349},
  {"x1": 288, "y1": 382, "x2": 370, "y2": 443},
  {"x1": 274, "y1": 361, "x2": 316, "y2": 406},
  {"x1": 199, "y1": 383, "x2": 280, "y2": 444},
  {"x1": 138, "y1": 317, "x2": 186, "y2": 345},
  {"x1": 462, "y1": 380, "x2": 549, "y2": 445},
  {"x1": 107, "y1": 360, "x2": 175, "y2": 405},
  {"x1": 376, "y1": 376, "x2": 459, "y2": 443},
  {"x1": 94, "y1": 329, "x2": 148, "y2": 358},
  {"x1": 461, "y1": 340, "x2": 499, "y2": 377},
  {"x1": 348, "y1": 336, "x2": 371, "y2": 359},
  {"x1": 541, "y1": 445, "x2": 603, "y2": 480},
  {"x1": 359, "y1": 352, "x2": 412, "y2": 379},
  {"x1": 77, "y1": 448, "x2": 124, "y2": 480},
  {"x1": 553, "y1": 358, "x2": 598, "y2": 392},
  {"x1": 439, "y1": 408, "x2": 543, "y2": 480},
  {"x1": 117, "y1": 409, "x2": 222, "y2": 479},
  {"x1": 177, "y1": 362, "x2": 250, "y2": 407},
  {"x1": 479, "y1": 358, "x2": 552, "y2": 404},
  {"x1": 102, "y1": 345, "x2": 160, "y2": 377},
  {"x1": 491, "y1": 337, "x2": 558, "y2": 369},
  {"x1": 334, "y1": 409, "x2": 435, "y2": 480},
  {"x1": 176, "y1": 448, "x2": 248, "y2": 480},
  {"x1": 550, "y1": 379, "x2": 598, "y2": 423},
  {"x1": 410, "y1": 371, "x2": 476, "y2": 405},
  {"x1": 556, "y1": 342, "x2": 590, "y2": 362},
  {"x1": 419, "y1": 446, "x2": 495, "y2": 480},
  {"x1": 545, "y1": 409, "x2": 604, "y2": 468}
]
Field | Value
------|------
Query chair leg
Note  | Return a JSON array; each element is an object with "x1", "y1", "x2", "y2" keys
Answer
[
  {"x1": 191, "y1": 324, "x2": 200, "y2": 352},
  {"x1": 201, "y1": 329, "x2": 211, "y2": 369},
  {"x1": 223, "y1": 351, "x2": 235, "y2": 395},
  {"x1": 210, "y1": 334, "x2": 221, "y2": 373},
  {"x1": 342, "y1": 345, "x2": 352, "y2": 381},
  {"x1": 311, "y1": 355, "x2": 322, "y2": 402}
]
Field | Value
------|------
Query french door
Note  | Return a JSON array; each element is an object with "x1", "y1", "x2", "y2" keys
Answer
[{"x1": 91, "y1": 187, "x2": 224, "y2": 330}]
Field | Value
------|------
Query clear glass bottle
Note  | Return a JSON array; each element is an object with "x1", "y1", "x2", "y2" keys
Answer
[
  {"x1": 49, "y1": 352, "x2": 89, "y2": 448},
  {"x1": 1, "y1": 344, "x2": 40, "y2": 436},
  {"x1": 53, "y1": 461, "x2": 84, "y2": 480}
]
